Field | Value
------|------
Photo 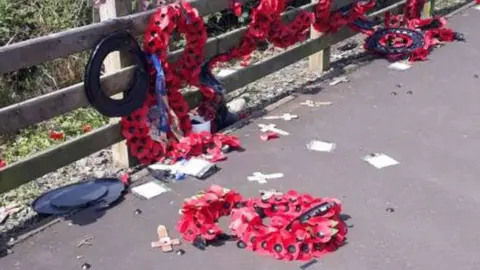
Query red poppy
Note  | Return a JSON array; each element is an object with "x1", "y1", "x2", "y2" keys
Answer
[
  {"x1": 0, "y1": 159, "x2": 6, "y2": 169},
  {"x1": 232, "y1": 1, "x2": 242, "y2": 17},
  {"x1": 82, "y1": 124, "x2": 92, "y2": 133},
  {"x1": 49, "y1": 130, "x2": 64, "y2": 140}
]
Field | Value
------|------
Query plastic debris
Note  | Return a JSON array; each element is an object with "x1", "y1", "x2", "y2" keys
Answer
[
  {"x1": 131, "y1": 181, "x2": 170, "y2": 199},
  {"x1": 388, "y1": 61, "x2": 411, "y2": 71},
  {"x1": 363, "y1": 153, "x2": 399, "y2": 169},
  {"x1": 247, "y1": 172, "x2": 284, "y2": 184},
  {"x1": 258, "y1": 123, "x2": 289, "y2": 136},
  {"x1": 260, "y1": 131, "x2": 279, "y2": 141},
  {"x1": 263, "y1": 113, "x2": 298, "y2": 121},
  {"x1": 151, "y1": 225, "x2": 181, "y2": 252},
  {"x1": 329, "y1": 76, "x2": 349, "y2": 86},
  {"x1": 301, "y1": 100, "x2": 333, "y2": 107},
  {"x1": 216, "y1": 68, "x2": 237, "y2": 78},
  {"x1": 306, "y1": 140, "x2": 336, "y2": 153}
]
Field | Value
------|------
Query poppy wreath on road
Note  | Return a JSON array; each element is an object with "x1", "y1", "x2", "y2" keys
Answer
[{"x1": 177, "y1": 185, "x2": 347, "y2": 261}]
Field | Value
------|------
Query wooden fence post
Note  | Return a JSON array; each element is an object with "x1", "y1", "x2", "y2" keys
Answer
[
  {"x1": 421, "y1": 0, "x2": 435, "y2": 17},
  {"x1": 308, "y1": 0, "x2": 330, "y2": 72},
  {"x1": 99, "y1": 0, "x2": 136, "y2": 168}
]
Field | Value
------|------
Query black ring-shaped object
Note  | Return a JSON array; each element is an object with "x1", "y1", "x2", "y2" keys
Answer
[
  {"x1": 84, "y1": 31, "x2": 149, "y2": 117},
  {"x1": 365, "y1": 28, "x2": 425, "y2": 56}
]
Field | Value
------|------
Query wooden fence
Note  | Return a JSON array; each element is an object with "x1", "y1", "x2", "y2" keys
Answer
[{"x1": 0, "y1": 0, "x2": 411, "y2": 194}]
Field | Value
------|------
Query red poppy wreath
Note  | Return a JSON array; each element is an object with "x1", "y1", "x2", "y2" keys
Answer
[{"x1": 177, "y1": 185, "x2": 348, "y2": 261}]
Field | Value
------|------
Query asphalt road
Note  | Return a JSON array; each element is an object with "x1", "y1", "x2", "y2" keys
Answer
[{"x1": 1, "y1": 6, "x2": 480, "y2": 270}]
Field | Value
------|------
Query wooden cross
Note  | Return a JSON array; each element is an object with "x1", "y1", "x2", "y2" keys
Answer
[
  {"x1": 263, "y1": 113, "x2": 298, "y2": 121},
  {"x1": 151, "y1": 225, "x2": 181, "y2": 252},
  {"x1": 329, "y1": 76, "x2": 349, "y2": 86},
  {"x1": 258, "y1": 123, "x2": 289, "y2": 136},
  {"x1": 300, "y1": 100, "x2": 333, "y2": 107},
  {"x1": 247, "y1": 172, "x2": 284, "y2": 184}
]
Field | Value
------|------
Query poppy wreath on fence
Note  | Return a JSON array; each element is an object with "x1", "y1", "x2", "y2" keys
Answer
[
  {"x1": 177, "y1": 185, "x2": 347, "y2": 261},
  {"x1": 120, "y1": 0, "x2": 460, "y2": 164}
]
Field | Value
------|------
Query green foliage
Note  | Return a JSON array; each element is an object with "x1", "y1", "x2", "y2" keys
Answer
[{"x1": 2, "y1": 108, "x2": 108, "y2": 164}]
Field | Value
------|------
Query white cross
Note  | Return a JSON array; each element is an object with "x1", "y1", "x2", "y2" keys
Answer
[
  {"x1": 263, "y1": 113, "x2": 298, "y2": 121},
  {"x1": 329, "y1": 76, "x2": 349, "y2": 86},
  {"x1": 300, "y1": 100, "x2": 333, "y2": 107},
  {"x1": 258, "y1": 123, "x2": 289, "y2": 136},
  {"x1": 248, "y1": 172, "x2": 284, "y2": 184}
]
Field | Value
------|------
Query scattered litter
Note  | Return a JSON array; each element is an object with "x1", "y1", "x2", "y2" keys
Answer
[
  {"x1": 258, "y1": 123, "x2": 289, "y2": 136},
  {"x1": 131, "y1": 181, "x2": 170, "y2": 199},
  {"x1": 300, "y1": 259, "x2": 319, "y2": 269},
  {"x1": 306, "y1": 140, "x2": 336, "y2": 153},
  {"x1": 388, "y1": 61, "x2": 411, "y2": 71},
  {"x1": 301, "y1": 100, "x2": 333, "y2": 107},
  {"x1": 363, "y1": 153, "x2": 399, "y2": 169},
  {"x1": 391, "y1": 91, "x2": 397, "y2": 96},
  {"x1": 149, "y1": 157, "x2": 217, "y2": 179},
  {"x1": 216, "y1": 68, "x2": 237, "y2": 78},
  {"x1": 259, "y1": 189, "x2": 282, "y2": 200},
  {"x1": 0, "y1": 204, "x2": 22, "y2": 224},
  {"x1": 176, "y1": 249, "x2": 186, "y2": 255},
  {"x1": 338, "y1": 41, "x2": 358, "y2": 51},
  {"x1": 77, "y1": 236, "x2": 94, "y2": 248},
  {"x1": 385, "y1": 207, "x2": 395, "y2": 213},
  {"x1": 329, "y1": 76, "x2": 349, "y2": 86},
  {"x1": 81, "y1": 263, "x2": 91, "y2": 269},
  {"x1": 263, "y1": 113, "x2": 298, "y2": 121},
  {"x1": 76, "y1": 255, "x2": 83, "y2": 260},
  {"x1": 260, "y1": 131, "x2": 279, "y2": 141},
  {"x1": 248, "y1": 172, "x2": 284, "y2": 184},
  {"x1": 151, "y1": 225, "x2": 181, "y2": 252},
  {"x1": 134, "y1": 209, "x2": 142, "y2": 215},
  {"x1": 407, "y1": 90, "x2": 413, "y2": 95}
]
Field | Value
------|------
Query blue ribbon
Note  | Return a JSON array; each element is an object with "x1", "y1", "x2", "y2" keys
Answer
[{"x1": 147, "y1": 54, "x2": 170, "y2": 134}]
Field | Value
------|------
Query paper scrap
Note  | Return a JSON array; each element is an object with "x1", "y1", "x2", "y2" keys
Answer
[
  {"x1": 179, "y1": 158, "x2": 216, "y2": 178},
  {"x1": 217, "y1": 69, "x2": 237, "y2": 77},
  {"x1": 388, "y1": 61, "x2": 411, "y2": 71},
  {"x1": 307, "y1": 140, "x2": 336, "y2": 153},
  {"x1": 131, "y1": 181, "x2": 170, "y2": 199},
  {"x1": 475, "y1": 5, "x2": 480, "y2": 10},
  {"x1": 363, "y1": 153, "x2": 399, "y2": 169}
]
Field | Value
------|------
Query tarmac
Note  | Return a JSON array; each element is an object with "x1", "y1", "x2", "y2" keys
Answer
[{"x1": 1, "y1": 6, "x2": 480, "y2": 270}]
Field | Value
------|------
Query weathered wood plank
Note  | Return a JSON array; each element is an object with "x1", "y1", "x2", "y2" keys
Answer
[
  {"x1": 0, "y1": 0, "x2": 353, "y2": 135},
  {"x1": 0, "y1": 0, "x2": 251, "y2": 75},
  {"x1": 0, "y1": 1, "x2": 406, "y2": 194}
]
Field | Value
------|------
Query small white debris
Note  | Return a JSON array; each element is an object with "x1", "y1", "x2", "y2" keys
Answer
[
  {"x1": 0, "y1": 204, "x2": 22, "y2": 224},
  {"x1": 263, "y1": 113, "x2": 298, "y2": 121},
  {"x1": 301, "y1": 100, "x2": 333, "y2": 107},
  {"x1": 363, "y1": 153, "x2": 399, "y2": 169},
  {"x1": 474, "y1": 5, "x2": 480, "y2": 10},
  {"x1": 248, "y1": 172, "x2": 284, "y2": 184},
  {"x1": 227, "y1": 98, "x2": 246, "y2": 113},
  {"x1": 306, "y1": 140, "x2": 336, "y2": 153},
  {"x1": 217, "y1": 69, "x2": 237, "y2": 78},
  {"x1": 131, "y1": 181, "x2": 170, "y2": 199},
  {"x1": 388, "y1": 61, "x2": 411, "y2": 71},
  {"x1": 329, "y1": 76, "x2": 349, "y2": 86}
]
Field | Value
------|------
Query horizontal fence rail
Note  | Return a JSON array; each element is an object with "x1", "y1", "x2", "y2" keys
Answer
[{"x1": 0, "y1": 0, "x2": 406, "y2": 194}]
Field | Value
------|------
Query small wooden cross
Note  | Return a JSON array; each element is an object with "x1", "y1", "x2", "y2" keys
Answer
[
  {"x1": 300, "y1": 100, "x2": 333, "y2": 107},
  {"x1": 247, "y1": 172, "x2": 284, "y2": 184},
  {"x1": 151, "y1": 225, "x2": 181, "y2": 252},
  {"x1": 329, "y1": 76, "x2": 349, "y2": 86},
  {"x1": 258, "y1": 123, "x2": 289, "y2": 136},
  {"x1": 263, "y1": 113, "x2": 298, "y2": 121}
]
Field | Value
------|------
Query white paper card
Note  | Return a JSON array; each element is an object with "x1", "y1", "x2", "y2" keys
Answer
[
  {"x1": 307, "y1": 140, "x2": 336, "y2": 153},
  {"x1": 388, "y1": 61, "x2": 411, "y2": 71},
  {"x1": 475, "y1": 5, "x2": 480, "y2": 10},
  {"x1": 180, "y1": 158, "x2": 215, "y2": 177},
  {"x1": 131, "y1": 181, "x2": 170, "y2": 199},
  {"x1": 363, "y1": 153, "x2": 399, "y2": 169}
]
